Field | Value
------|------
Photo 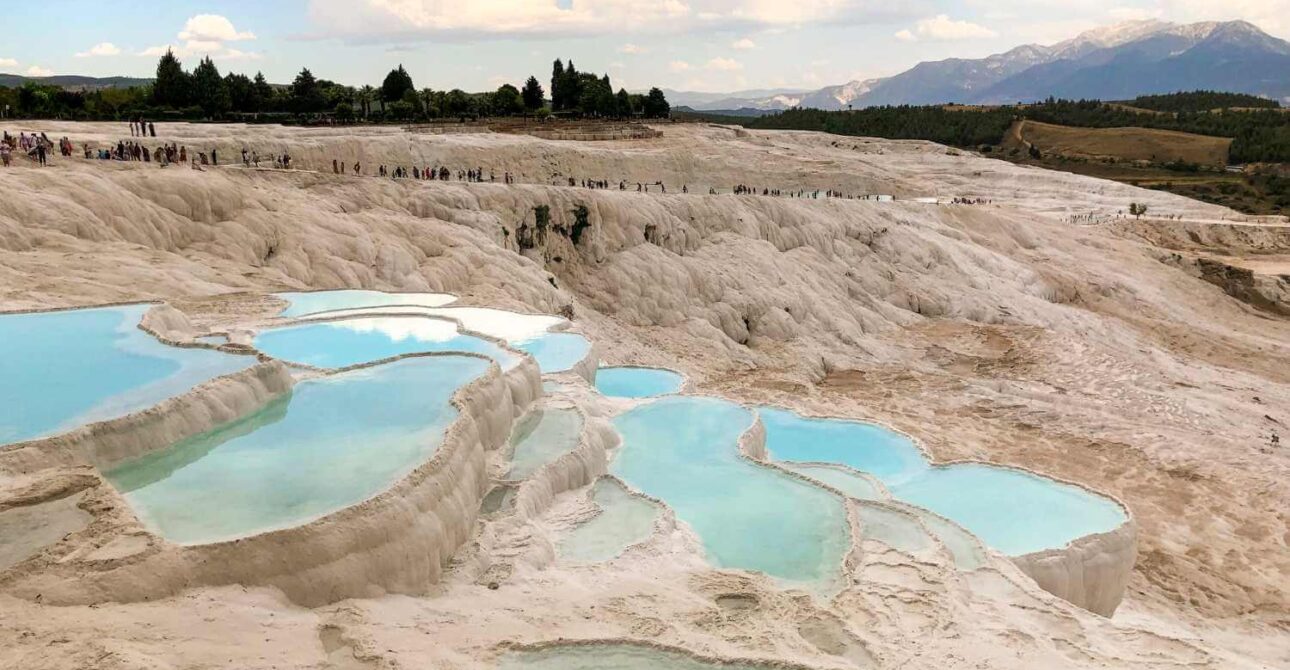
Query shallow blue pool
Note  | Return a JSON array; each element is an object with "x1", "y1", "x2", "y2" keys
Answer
[
  {"x1": 889, "y1": 464, "x2": 1127, "y2": 556},
  {"x1": 612, "y1": 396, "x2": 848, "y2": 585},
  {"x1": 760, "y1": 407, "x2": 926, "y2": 483},
  {"x1": 505, "y1": 408, "x2": 583, "y2": 480},
  {"x1": 559, "y1": 478, "x2": 660, "y2": 562},
  {"x1": 596, "y1": 367, "x2": 684, "y2": 398},
  {"x1": 760, "y1": 407, "x2": 1127, "y2": 555},
  {"x1": 253, "y1": 316, "x2": 518, "y2": 370},
  {"x1": 106, "y1": 356, "x2": 487, "y2": 544},
  {"x1": 0, "y1": 305, "x2": 254, "y2": 445},
  {"x1": 276, "y1": 290, "x2": 455, "y2": 317},
  {"x1": 511, "y1": 332, "x2": 591, "y2": 374}
]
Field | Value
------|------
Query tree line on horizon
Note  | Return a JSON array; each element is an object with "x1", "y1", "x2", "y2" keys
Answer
[
  {"x1": 0, "y1": 51, "x2": 670, "y2": 123},
  {"x1": 729, "y1": 95, "x2": 1290, "y2": 164}
]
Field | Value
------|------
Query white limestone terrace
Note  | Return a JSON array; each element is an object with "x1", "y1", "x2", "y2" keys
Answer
[
  {"x1": 4, "y1": 121, "x2": 1280, "y2": 668},
  {"x1": 0, "y1": 292, "x2": 590, "y2": 605},
  {"x1": 0, "y1": 291, "x2": 1134, "y2": 620}
]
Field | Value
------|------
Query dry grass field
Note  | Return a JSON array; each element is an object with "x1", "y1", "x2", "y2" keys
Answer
[{"x1": 1006, "y1": 119, "x2": 1232, "y2": 166}]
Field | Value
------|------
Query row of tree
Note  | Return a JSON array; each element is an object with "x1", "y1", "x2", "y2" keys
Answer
[
  {"x1": 549, "y1": 60, "x2": 669, "y2": 118},
  {"x1": 1126, "y1": 90, "x2": 1280, "y2": 113},
  {"x1": 0, "y1": 51, "x2": 671, "y2": 122}
]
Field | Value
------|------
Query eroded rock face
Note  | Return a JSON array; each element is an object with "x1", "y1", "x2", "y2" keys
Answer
[
  {"x1": 1194, "y1": 258, "x2": 1290, "y2": 316},
  {"x1": 1011, "y1": 520, "x2": 1138, "y2": 616}
]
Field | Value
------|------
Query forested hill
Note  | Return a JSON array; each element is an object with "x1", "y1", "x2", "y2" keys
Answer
[
  {"x1": 0, "y1": 74, "x2": 151, "y2": 90},
  {"x1": 1126, "y1": 91, "x2": 1281, "y2": 112}
]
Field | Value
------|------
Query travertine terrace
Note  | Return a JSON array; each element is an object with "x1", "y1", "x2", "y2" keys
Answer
[{"x1": 0, "y1": 121, "x2": 1287, "y2": 669}]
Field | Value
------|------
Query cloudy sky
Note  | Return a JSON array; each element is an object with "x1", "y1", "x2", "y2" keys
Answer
[{"x1": 5, "y1": 1, "x2": 1289, "y2": 93}]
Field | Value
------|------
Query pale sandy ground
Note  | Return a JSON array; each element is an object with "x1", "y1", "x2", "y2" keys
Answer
[{"x1": 0, "y1": 122, "x2": 1287, "y2": 669}]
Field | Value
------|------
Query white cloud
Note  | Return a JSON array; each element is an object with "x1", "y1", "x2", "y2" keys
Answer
[
  {"x1": 179, "y1": 14, "x2": 256, "y2": 42},
  {"x1": 75, "y1": 42, "x2": 121, "y2": 58},
  {"x1": 0, "y1": 58, "x2": 17, "y2": 68},
  {"x1": 26, "y1": 65, "x2": 53, "y2": 77},
  {"x1": 669, "y1": 60, "x2": 692, "y2": 72},
  {"x1": 618, "y1": 43, "x2": 645, "y2": 54},
  {"x1": 895, "y1": 14, "x2": 997, "y2": 41},
  {"x1": 137, "y1": 45, "x2": 175, "y2": 57},
  {"x1": 732, "y1": 37, "x2": 756, "y2": 49},
  {"x1": 706, "y1": 57, "x2": 743, "y2": 71},
  {"x1": 220, "y1": 48, "x2": 263, "y2": 61},
  {"x1": 138, "y1": 42, "x2": 262, "y2": 61},
  {"x1": 138, "y1": 14, "x2": 261, "y2": 62},
  {"x1": 184, "y1": 40, "x2": 226, "y2": 53},
  {"x1": 305, "y1": 0, "x2": 917, "y2": 40}
]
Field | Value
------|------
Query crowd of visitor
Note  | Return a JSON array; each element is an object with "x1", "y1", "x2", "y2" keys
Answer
[
  {"x1": 1, "y1": 131, "x2": 58, "y2": 166},
  {"x1": 0, "y1": 122, "x2": 1047, "y2": 215}
]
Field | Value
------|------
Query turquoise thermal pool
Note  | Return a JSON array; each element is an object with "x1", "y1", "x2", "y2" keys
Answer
[
  {"x1": 785, "y1": 463, "x2": 883, "y2": 500},
  {"x1": 269, "y1": 294, "x2": 595, "y2": 374},
  {"x1": 106, "y1": 356, "x2": 488, "y2": 544},
  {"x1": 0, "y1": 305, "x2": 253, "y2": 445},
  {"x1": 888, "y1": 464, "x2": 1127, "y2": 556},
  {"x1": 760, "y1": 408, "x2": 1127, "y2": 556},
  {"x1": 275, "y1": 290, "x2": 455, "y2": 317},
  {"x1": 253, "y1": 316, "x2": 519, "y2": 370},
  {"x1": 499, "y1": 644, "x2": 778, "y2": 670},
  {"x1": 505, "y1": 408, "x2": 583, "y2": 480},
  {"x1": 276, "y1": 292, "x2": 590, "y2": 374},
  {"x1": 559, "y1": 478, "x2": 659, "y2": 562},
  {"x1": 299, "y1": 304, "x2": 565, "y2": 343},
  {"x1": 759, "y1": 408, "x2": 925, "y2": 482},
  {"x1": 511, "y1": 332, "x2": 591, "y2": 374},
  {"x1": 611, "y1": 397, "x2": 849, "y2": 585},
  {"x1": 595, "y1": 367, "x2": 684, "y2": 399}
]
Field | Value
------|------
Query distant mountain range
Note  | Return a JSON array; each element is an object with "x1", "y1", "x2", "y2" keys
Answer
[
  {"x1": 0, "y1": 74, "x2": 152, "y2": 90},
  {"x1": 662, "y1": 87, "x2": 809, "y2": 112},
  {"x1": 676, "y1": 20, "x2": 1290, "y2": 112}
]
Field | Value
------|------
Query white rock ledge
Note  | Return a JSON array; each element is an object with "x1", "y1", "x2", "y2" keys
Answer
[
  {"x1": 1011, "y1": 519, "x2": 1138, "y2": 617},
  {"x1": 0, "y1": 360, "x2": 292, "y2": 477},
  {"x1": 1, "y1": 351, "x2": 541, "y2": 607}
]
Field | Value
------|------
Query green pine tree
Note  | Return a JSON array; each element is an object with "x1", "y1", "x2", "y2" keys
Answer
[{"x1": 152, "y1": 49, "x2": 191, "y2": 108}]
